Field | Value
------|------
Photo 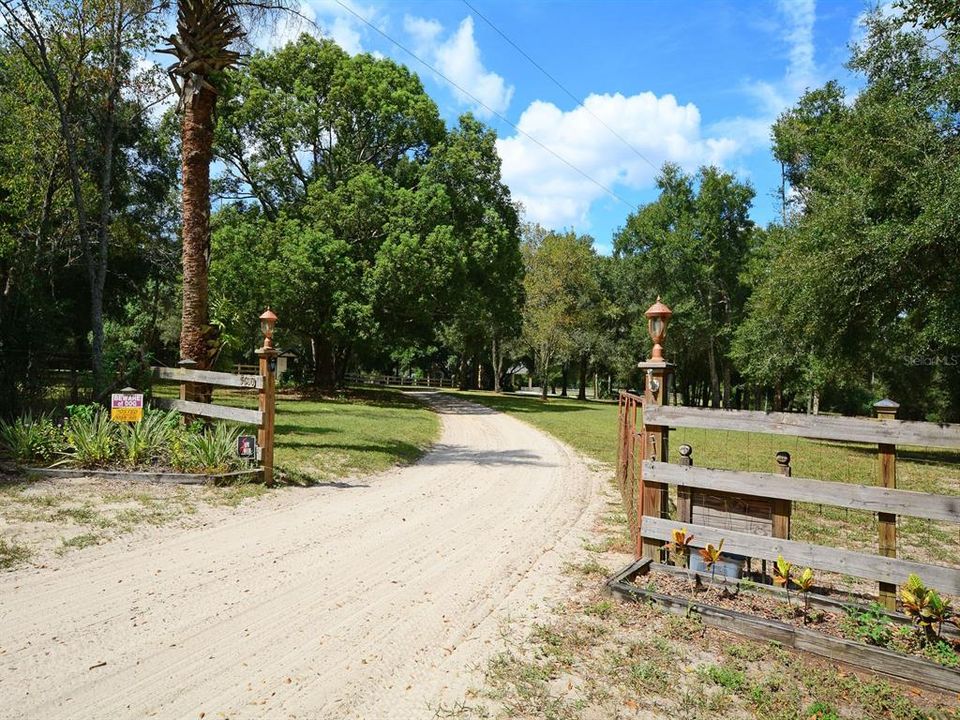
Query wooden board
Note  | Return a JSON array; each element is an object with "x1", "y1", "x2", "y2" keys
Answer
[
  {"x1": 26, "y1": 467, "x2": 263, "y2": 485},
  {"x1": 642, "y1": 460, "x2": 960, "y2": 524},
  {"x1": 154, "y1": 398, "x2": 262, "y2": 426},
  {"x1": 606, "y1": 578, "x2": 960, "y2": 694},
  {"x1": 640, "y1": 516, "x2": 960, "y2": 595},
  {"x1": 643, "y1": 405, "x2": 960, "y2": 449},
  {"x1": 691, "y1": 489, "x2": 773, "y2": 536},
  {"x1": 153, "y1": 366, "x2": 263, "y2": 390}
]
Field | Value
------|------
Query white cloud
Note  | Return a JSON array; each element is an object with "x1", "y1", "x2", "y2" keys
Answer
[
  {"x1": 404, "y1": 15, "x2": 514, "y2": 117},
  {"x1": 497, "y1": 92, "x2": 738, "y2": 230},
  {"x1": 780, "y1": 0, "x2": 817, "y2": 97}
]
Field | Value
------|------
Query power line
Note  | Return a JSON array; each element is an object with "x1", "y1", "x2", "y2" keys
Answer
[
  {"x1": 331, "y1": 0, "x2": 637, "y2": 213},
  {"x1": 461, "y1": 0, "x2": 660, "y2": 175}
]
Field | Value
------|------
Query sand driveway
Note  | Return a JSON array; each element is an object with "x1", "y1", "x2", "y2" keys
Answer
[{"x1": 0, "y1": 393, "x2": 602, "y2": 719}]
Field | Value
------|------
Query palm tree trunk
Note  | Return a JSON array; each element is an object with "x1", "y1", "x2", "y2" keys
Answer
[{"x1": 180, "y1": 86, "x2": 216, "y2": 378}]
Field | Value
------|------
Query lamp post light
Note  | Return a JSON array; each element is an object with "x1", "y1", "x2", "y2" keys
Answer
[
  {"x1": 644, "y1": 296, "x2": 673, "y2": 363},
  {"x1": 259, "y1": 308, "x2": 278, "y2": 351}
]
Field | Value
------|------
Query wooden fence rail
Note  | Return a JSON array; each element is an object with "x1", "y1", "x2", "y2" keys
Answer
[
  {"x1": 153, "y1": 398, "x2": 262, "y2": 426},
  {"x1": 643, "y1": 404, "x2": 960, "y2": 449},
  {"x1": 344, "y1": 373, "x2": 456, "y2": 388},
  {"x1": 632, "y1": 396, "x2": 960, "y2": 609},
  {"x1": 152, "y1": 366, "x2": 263, "y2": 390},
  {"x1": 641, "y1": 516, "x2": 960, "y2": 596},
  {"x1": 642, "y1": 461, "x2": 960, "y2": 524}
]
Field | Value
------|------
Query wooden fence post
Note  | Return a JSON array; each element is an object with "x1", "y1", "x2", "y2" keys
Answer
[
  {"x1": 773, "y1": 451, "x2": 792, "y2": 539},
  {"x1": 875, "y1": 398, "x2": 900, "y2": 610},
  {"x1": 256, "y1": 309, "x2": 279, "y2": 486},
  {"x1": 637, "y1": 297, "x2": 674, "y2": 561},
  {"x1": 257, "y1": 351, "x2": 276, "y2": 485},
  {"x1": 178, "y1": 358, "x2": 198, "y2": 403},
  {"x1": 677, "y1": 444, "x2": 693, "y2": 524}
]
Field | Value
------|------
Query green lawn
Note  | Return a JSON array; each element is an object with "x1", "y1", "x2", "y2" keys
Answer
[
  {"x1": 153, "y1": 384, "x2": 441, "y2": 483},
  {"x1": 449, "y1": 390, "x2": 960, "y2": 566},
  {"x1": 447, "y1": 391, "x2": 620, "y2": 464},
  {"x1": 273, "y1": 388, "x2": 439, "y2": 482}
]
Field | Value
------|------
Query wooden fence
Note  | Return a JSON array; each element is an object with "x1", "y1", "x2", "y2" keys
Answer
[
  {"x1": 623, "y1": 396, "x2": 960, "y2": 607},
  {"x1": 151, "y1": 364, "x2": 276, "y2": 484},
  {"x1": 344, "y1": 373, "x2": 456, "y2": 388}
]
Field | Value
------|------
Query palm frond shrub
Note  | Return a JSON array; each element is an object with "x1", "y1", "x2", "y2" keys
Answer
[
  {"x1": 0, "y1": 413, "x2": 64, "y2": 463},
  {"x1": 116, "y1": 409, "x2": 179, "y2": 467},
  {"x1": 176, "y1": 422, "x2": 243, "y2": 474},
  {"x1": 62, "y1": 409, "x2": 117, "y2": 467}
]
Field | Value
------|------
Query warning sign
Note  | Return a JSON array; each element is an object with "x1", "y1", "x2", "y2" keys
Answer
[{"x1": 111, "y1": 392, "x2": 144, "y2": 422}]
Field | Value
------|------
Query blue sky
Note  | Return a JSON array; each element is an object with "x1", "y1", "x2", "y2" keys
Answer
[{"x1": 262, "y1": 0, "x2": 872, "y2": 252}]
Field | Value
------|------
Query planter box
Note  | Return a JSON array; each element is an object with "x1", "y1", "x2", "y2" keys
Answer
[
  {"x1": 24, "y1": 467, "x2": 263, "y2": 486},
  {"x1": 605, "y1": 559, "x2": 960, "y2": 694}
]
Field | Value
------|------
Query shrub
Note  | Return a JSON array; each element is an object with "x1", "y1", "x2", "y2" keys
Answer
[
  {"x1": 116, "y1": 409, "x2": 178, "y2": 467},
  {"x1": 0, "y1": 413, "x2": 64, "y2": 463},
  {"x1": 62, "y1": 409, "x2": 117, "y2": 467},
  {"x1": 176, "y1": 422, "x2": 243, "y2": 474}
]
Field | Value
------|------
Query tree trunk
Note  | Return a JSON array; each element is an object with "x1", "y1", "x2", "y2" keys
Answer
[
  {"x1": 577, "y1": 354, "x2": 587, "y2": 401},
  {"x1": 92, "y1": 41, "x2": 120, "y2": 395},
  {"x1": 707, "y1": 339, "x2": 721, "y2": 408},
  {"x1": 179, "y1": 86, "x2": 217, "y2": 376},
  {"x1": 491, "y1": 338, "x2": 503, "y2": 393},
  {"x1": 311, "y1": 335, "x2": 336, "y2": 389},
  {"x1": 458, "y1": 354, "x2": 468, "y2": 390},
  {"x1": 722, "y1": 362, "x2": 732, "y2": 408},
  {"x1": 560, "y1": 363, "x2": 568, "y2": 397}
]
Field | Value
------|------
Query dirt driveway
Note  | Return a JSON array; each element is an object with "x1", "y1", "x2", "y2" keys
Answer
[{"x1": 0, "y1": 393, "x2": 604, "y2": 719}]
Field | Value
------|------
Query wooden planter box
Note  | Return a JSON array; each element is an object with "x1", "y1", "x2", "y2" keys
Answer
[
  {"x1": 606, "y1": 559, "x2": 960, "y2": 694},
  {"x1": 25, "y1": 467, "x2": 264, "y2": 486}
]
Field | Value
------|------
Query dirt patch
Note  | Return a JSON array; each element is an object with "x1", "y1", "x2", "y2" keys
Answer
[{"x1": 0, "y1": 470, "x2": 268, "y2": 568}]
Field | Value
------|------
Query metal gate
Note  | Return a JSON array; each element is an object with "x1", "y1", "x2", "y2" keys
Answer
[{"x1": 616, "y1": 390, "x2": 644, "y2": 550}]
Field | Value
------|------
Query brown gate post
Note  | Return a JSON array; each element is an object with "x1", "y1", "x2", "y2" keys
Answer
[
  {"x1": 638, "y1": 297, "x2": 674, "y2": 561},
  {"x1": 257, "y1": 309, "x2": 279, "y2": 486},
  {"x1": 874, "y1": 398, "x2": 899, "y2": 610}
]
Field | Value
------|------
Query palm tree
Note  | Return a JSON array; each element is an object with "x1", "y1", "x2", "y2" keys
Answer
[{"x1": 162, "y1": 0, "x2": 243, "y2": 378}]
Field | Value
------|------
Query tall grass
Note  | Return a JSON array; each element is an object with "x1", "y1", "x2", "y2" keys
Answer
[{"x1": 0, "y1": 404, "x2": 247, "y2": 474}]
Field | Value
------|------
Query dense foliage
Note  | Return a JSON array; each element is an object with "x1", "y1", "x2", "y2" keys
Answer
[{"x1": 1, "y1": 0, "x2": 957, "y2": 421}]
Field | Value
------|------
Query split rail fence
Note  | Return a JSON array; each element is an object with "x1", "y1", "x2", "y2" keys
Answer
[
  {"x1": 151, "y1": 365, "x2": 276, "y2": 483},
  {"x1": 344, "y1": 373, "x2": 455, "y2": 388},
  {"x1": 618, "y1": 392, "x2": 960, "y2": 607}
]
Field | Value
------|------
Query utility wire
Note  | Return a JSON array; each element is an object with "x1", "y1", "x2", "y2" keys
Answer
[
  {"x1": 332, "y1": 0, "x2": 637, "y2": 212},
  {"x1": 462, "y1": 0, "x2": 659, "y2": 174}
]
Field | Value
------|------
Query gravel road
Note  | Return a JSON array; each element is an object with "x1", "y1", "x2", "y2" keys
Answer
[{"x1": 0, "y1": 393, "x2": 603, "y2": 719}]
